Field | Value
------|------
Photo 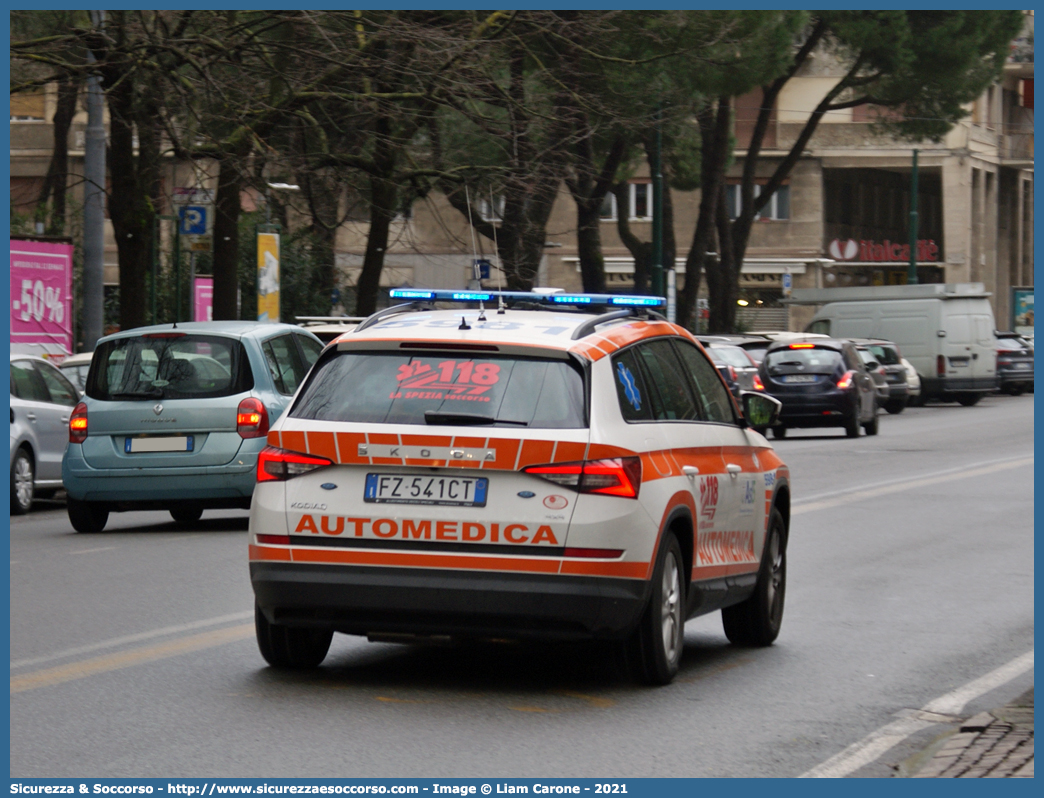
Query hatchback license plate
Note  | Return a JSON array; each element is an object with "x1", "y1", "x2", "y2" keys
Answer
[
  {"x1": 125, "y1": 435, "x2": 194, "y2": 453},
  {"x1": 784, "y1": 374, "x2": 817, "y2": 383},
  {"x1": 365, "y1": 474, "x2": 488, "y2": 507}
]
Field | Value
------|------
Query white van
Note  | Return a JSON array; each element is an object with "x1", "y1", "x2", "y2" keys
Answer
[{"x1": 790, "y1": 283, "x2": 997, "y2": 405}]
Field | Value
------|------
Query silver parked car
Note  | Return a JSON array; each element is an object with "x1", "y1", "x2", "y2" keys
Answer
[{"x1": 10, "y1": 353, "x2": 80, "y2": 513}]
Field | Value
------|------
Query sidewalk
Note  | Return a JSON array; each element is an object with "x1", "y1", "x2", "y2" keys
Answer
[{"x1": 903, "y1": 687, "x2": 1033, "y2": 778}]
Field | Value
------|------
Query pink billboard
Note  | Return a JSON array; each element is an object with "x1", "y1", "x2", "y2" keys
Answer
[
  {"x1": 194, "y1": 276, "x2": 213, "y2": 322},
  {"x1": 10, "y1": 239, "x2": 74, "y2": 357}
]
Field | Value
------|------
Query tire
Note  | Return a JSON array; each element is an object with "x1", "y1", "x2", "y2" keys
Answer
[
  {"x1": 722, "y1": 508, "x2": 787, "y2": 646},
  {"x1": 10, "y1": 448, "x2": 34, "y2": 515},
  {"x1": 626, "y1": 532, "x2": 686, "y2": 685},
  {"x1": 884, "y1": 400, "x2": 906, "y2": 415},
  {"x1": 862, "y1": 410, "x2": 879, "y2": 436},
  {"x1": 1007, "y1": 385, "x2": 1026, "y2": 397},
  {"x1": 844, "y1": 408, "x2": 860, "y2": 438},
  {"x1": 255, "y1": 602, "x2": 333, "y2": 669},
  {"x1": 67, "y1": 497, "x2": 109, "y2": 533},
  {"x1": 771, "y1": 426, "x2": 787, "y2": 440},
  {"x1": 170, "y1": 505, "x2": 204, "y2": 526},
  {"x1": 957, "y1": 393, "x2": 982, "y2": 407}
]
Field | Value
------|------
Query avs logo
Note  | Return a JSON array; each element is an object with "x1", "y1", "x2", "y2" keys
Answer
[
  {"x1": 616, "y1": 362, "x2": 641, "y2": 411},
  {"x1": 699, "y1": 476, "x2": 718, "y2": 522}
]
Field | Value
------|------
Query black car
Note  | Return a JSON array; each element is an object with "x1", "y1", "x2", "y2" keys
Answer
[
  {"x1": 995, "y1": 334, "x2": 1034, "y2": 395},
  {"x1": 758, "y1": 338, "x2": 878, "y2": 438}
]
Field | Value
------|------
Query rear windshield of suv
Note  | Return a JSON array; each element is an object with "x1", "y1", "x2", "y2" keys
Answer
[
  {"x1": 865, "y1": 344, "x2": 901, "y2": 365},
  {"x1": 87, "y1": 334, "x2": 253, "y2": 401},
  {"x1": 765, "y1": 347, "x2": 843, "y2": 374},
  {"x1": 291, "y1": 351, "x2": 587, "y2": 428}
]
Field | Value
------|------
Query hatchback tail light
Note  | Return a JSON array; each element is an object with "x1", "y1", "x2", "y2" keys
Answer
[
  {"x1": 937, "y1": 355, "x2": 947, "y2": 378},
  {"x1": 727, "y1": 365, "x2": 737, "y2": 383},
  {"x1": 523, "y1": 457, "x2": 642, "y2": 499},
  {"x1": 836, "y1": 370, "x2": 856, "y2": 390},
  {"x1": 752, "y1": 373, "x2": 765, "y2": 391},
  {"x1": 257, "y1": 446, "x2": 333, "y2": 482},
  {"x1": 69, "y1": 402, "x2": 88, "y2": 443},
  {"x1": 237, "y1": 397, "x2": 269, "y2": 439}
]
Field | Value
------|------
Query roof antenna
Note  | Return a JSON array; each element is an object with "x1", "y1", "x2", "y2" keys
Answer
[
  {"x1": 464, "y1": 185, "x2": 484, "y2": 325},
  {"x1": 477, "y1": 299, "x2": 487, "y2": 322},
  {"x1": 458, "y1": 316, "x2": 471, "y2": 330},
  {"x1": 490, "y1": 186, "x2": 506, "y2": 314},
  {"x1": 172, "y1": 320, "x2": 177, "y2": 329}
]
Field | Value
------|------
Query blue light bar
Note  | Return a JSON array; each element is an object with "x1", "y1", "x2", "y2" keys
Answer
[
  {"x1": 387, "y1": 288, "x2": 666, "y2": 308},
  {"x1": 389, "y1": 289, "x2": 436, "y2": 300}
]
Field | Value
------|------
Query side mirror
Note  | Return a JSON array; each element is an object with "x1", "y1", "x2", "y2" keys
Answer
[{"x1": 740, "y1": 391, "x2": 782, "y2": 430}]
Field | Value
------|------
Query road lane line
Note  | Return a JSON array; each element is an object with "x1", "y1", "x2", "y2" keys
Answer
[
  {"x1": 793, "y1": 456, "x2": 1032, "y2": 516},
  {"x1": 10, "y1": 610, "x2": 253, "y2": 670},
  {"x1": 799, "y1": 650, "x2": 1034, "y2": 778},
  {"x1": 11, "y1": 623, "x2": 254, "y2": 694},
  {"x1": 69, "y1": 546, "x2": 116, "y2": 555}
]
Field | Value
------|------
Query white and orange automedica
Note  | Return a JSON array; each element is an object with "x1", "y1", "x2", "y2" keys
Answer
[{"x1": 250, "y1": 290, "x2": 790, "y2": 684}]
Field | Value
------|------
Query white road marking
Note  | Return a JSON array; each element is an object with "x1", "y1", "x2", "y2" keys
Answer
[
  {"x1": 793, "y1": 455, "x2": 1033, "y2": 516},
  {"x1": 69, "y1": 546, "x2": 116, "y2": 555},
  {"x1": 799, "y1": 650, "x2": 1034, "y2": 778},
  {"x1": 10, "y1": 610, "x2": 254, "y2": 670}
]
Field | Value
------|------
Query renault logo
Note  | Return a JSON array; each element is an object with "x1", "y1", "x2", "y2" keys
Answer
[{"x1": 153, "y1": 404, "x2": 164, "y2": 415}]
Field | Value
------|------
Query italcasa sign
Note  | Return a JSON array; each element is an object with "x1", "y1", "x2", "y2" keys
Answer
[{"x1": 828, "y1": 238, "x2": 939, "y2": 263}]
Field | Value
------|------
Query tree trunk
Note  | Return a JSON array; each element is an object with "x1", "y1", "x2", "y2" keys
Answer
[
  {"x1": 575, "y1": 201, "x2": 606, "y2": 293},
  {"x1": 105, "y1": 83, "x2": 152, "y2": 331},
  {"x1": 354, "y1": 174, "x2": 397, "y2": 316},
  {"x1": 38, "y1": 75, "x2": 79, "y2": 235},
  {"x1": 677, "y1": 100, "x2": 730, "y2": 330},
  {"x1": 212, "y1": 157, "x2": 243, "y2": 320},
  {"x1": 614, "y1": 181, "x2": 651, "y2": 294},
  {"x1": 708, "y1": 182, "x2": 738, "y2": 333}
]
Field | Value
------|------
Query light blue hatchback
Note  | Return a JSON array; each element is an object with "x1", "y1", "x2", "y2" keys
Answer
[{"x1": 62, "y1": 321, "x2": 324, "y2": 532}]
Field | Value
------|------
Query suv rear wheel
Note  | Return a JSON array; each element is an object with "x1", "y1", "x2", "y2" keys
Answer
[
  {"x1": 67, "y1": 497, "x2": 109, "y2": 533},
  {"x1": 255, "y1": 602, "x2": 333, "y2": 668},
  {"x1": 627, "y1": 532, "x2": 685, "y2": 685},
  {"x1": 722, "y1": 508, "x2": 786, "y2": 646}
]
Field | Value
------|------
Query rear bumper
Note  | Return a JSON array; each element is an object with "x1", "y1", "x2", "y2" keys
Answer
[
  {"x1": 920, "y1": 376, "x2": 999, "y2": 396},
  {"x1": 250, "y1": 561, "x2": 650, "y2": 641},
  {"x1": 62, "y1": 444, "x2": 258, "y2": 506},
  {"x1": 773, "y1": 391, "x2": 855, "y2": 427}
]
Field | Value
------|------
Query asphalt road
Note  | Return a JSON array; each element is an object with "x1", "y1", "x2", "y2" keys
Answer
[{"x1": 9, "y1": 394, "x2": 1034, "y2": 778}]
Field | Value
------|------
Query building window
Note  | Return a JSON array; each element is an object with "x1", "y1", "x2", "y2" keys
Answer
[
  {"x1": 600, "y1": 183, "x2": 653, "y2": 222},
  {"x1": 725, "y1": 184, "x2": 790, "y2": 221},
  {"x1": 479, "y1": 195, "x2": 504, "y2": 222}
]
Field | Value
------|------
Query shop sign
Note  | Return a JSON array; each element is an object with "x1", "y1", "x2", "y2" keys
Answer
[
  {"x1": 10, "y1": 239, "x2": 74, "y2": 357},
  {"x1": 828, "y1": 238, "x2": 939, "y2": 263}
]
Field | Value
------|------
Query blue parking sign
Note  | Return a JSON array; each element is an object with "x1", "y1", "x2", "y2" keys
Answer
[{"x1": 179, "y1": 206, "x2": 208, "y2": 235}]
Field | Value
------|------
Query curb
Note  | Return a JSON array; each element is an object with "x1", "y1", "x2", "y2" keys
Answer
[{"x1": 902, "y1": 687, "x2": 1033, "y2": 778}]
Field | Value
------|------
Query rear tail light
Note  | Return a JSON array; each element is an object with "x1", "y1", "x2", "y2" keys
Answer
[
  {"x1": 877, "y1": 366, "x2": 887, "y2": 377},
  {"x1": 727, "y1": 365, "x2": 737, "y2": 383},
  {"x1": 257, "y1": 446, "x2": 333, "y2": 482},
  {"x1": 237, "y1": 397, "x2": 269, "y2": 439},
  {"x1": 523, "y1": 457, "x2": 642, "y2": 499},
  {"x1": 836, "y1": 370, "x2": 855, "y2": 390},
  {"x1": 69, "y1": 402, "x2": 88, "y2": 443},
  {"x1": 937, "y1": 355, "x2": 947, "y2": 377},
  {"x1": 752, "y1": 373, "x2": 765, "y2": 391}
]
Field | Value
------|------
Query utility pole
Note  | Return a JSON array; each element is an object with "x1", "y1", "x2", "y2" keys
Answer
[
  {"x1": 81, "y1": 10, "x2": 106, "y2": 350},
  {"x1": 908, "y1": 148, "x2": 920, "y2": 285},
  {"x1": 651, "y1": 105, "x2": 665, "y2": 300}
]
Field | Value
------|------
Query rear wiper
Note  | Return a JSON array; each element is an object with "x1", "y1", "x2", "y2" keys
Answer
[
  {"x1": 423, "y1": 411, "x2": 528, "y2": 427},
  {"x1": 773, "y1": 360, "x2": 805, "y2": 367},
  {"x1": 110, "y1": 389, "x2": 163, "y2": 399}
]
